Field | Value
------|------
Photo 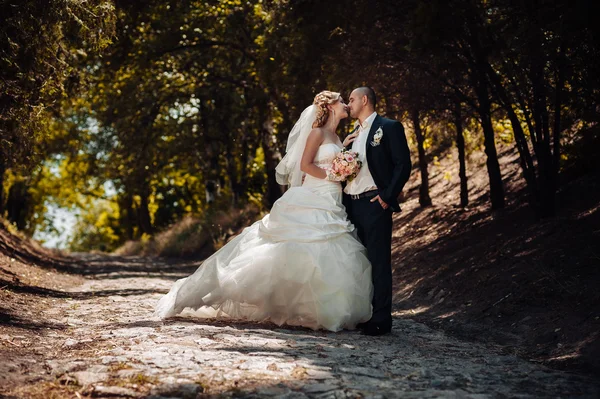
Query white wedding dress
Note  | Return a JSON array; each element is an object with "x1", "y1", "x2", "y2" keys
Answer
[{"x1": 155, "y1": 143, "x2": 373, "y2": 331}]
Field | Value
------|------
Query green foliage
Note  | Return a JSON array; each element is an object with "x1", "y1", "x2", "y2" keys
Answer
[
  {"x1": 0, "y1": 0, "x2": 116, "y2": 170},
  {"x1": 68, "y1": 199, "x2": 121, "y2": 252},
  {"x1": 2, "y1": 0, "x2": 599, "y2": 249}
]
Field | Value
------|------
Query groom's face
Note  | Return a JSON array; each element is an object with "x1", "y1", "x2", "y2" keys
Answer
[{"x1": 348, "y1": 90, "x2": 364, "y2": 119}]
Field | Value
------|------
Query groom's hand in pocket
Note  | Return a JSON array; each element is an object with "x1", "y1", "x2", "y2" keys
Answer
[{"x1": 370, "y1": 195, "x2": 389, "y2": 210}]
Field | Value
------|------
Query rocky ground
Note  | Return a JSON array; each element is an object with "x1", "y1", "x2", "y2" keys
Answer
[{"x1": 1, "y1": 253, "x2": 598, "y2": 399}]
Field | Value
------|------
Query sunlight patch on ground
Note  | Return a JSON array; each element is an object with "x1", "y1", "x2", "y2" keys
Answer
[
  {"x1": 576, "y1": 202, "x2": 600, "y2": 219},
  {"x1": 392, "y1": 306, "x2": 431, "y2": 317},
  {"x1": 393, "y1": 277, "x2": 425, "y2": 301},
  {"x1": 546, "y1": 352, "x2": 581, "y2": 362},
  {"x1": 434, "y1": 310, "x2": 460, "y2": 320}
]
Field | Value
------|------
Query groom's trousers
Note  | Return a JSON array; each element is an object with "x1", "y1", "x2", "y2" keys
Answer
[{"x1": 349, "y1": 194, "x2": 394, "y2": 326}]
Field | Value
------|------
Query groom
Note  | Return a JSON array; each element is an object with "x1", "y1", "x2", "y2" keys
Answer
[{"x1": 343, "y1": 87, "x2": 411, "y2": 336}]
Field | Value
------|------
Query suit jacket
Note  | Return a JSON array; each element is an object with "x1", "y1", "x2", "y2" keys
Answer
[{"x1": 343, "y1": 114, "x2": 411, "y2": 213}]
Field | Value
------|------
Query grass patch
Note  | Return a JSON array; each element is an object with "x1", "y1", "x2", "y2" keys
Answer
[{"x1": 114, "y1": 205, "x2": 262, "y2": 258}]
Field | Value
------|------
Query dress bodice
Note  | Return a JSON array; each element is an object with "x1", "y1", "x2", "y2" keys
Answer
[
  {"x1": 302, "y1": 143, "x2": 343, "y2": 192},
  {"x1": 313, "y1": 142, "x2": 342, "y2": 169}
]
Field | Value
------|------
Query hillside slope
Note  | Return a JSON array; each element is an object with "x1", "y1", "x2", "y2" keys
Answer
[{"x1": 391, "y1": 144, "x2": 600, "y2": 376}]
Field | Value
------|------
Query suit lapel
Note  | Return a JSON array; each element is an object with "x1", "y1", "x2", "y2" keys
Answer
[{"x1": 365, "y1": 114, "x2": 382, "y2": 156}]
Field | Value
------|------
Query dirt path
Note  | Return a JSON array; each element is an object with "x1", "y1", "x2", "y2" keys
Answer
[{"x1": 3, "y1": 253, "x2": 598, "y2": 399}]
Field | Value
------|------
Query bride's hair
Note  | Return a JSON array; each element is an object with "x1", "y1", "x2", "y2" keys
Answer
[{"x1": 312, "y1": 91, "x2": 341, "y2": 128}]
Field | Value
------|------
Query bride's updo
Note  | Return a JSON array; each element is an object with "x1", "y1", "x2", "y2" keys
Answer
[{"x1": 313, "y1": 91, "x2": 341, "y2": 128}]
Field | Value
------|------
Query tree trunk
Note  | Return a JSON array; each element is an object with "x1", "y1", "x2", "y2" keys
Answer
[
  {"x1": 540, "y1": 45, "x2": 566, "y2": 219},
  {"x1": 411, "y1": 109, "x2": 432, "y2": 207},
  {"x1": 137, "y1": 187, "x2": 153, "y2": 235},
  {"x1": 237, "y1": 88, "x2": 253, "y2": 203},
  {"x1": 463, "y1": 11, "x2": 505, "y2": 210},
  {"x1": 524, "y1": 14, "x2": 557, "y2": 218},
  {"x1": 474, "y1": 75, "x2": 505, "y2": 210},
  {"x1": 553, "y1": 48, "x2": 564, "y2": 175},
  {"x1": 261, "y1": 140, "x2": 283, "y2": 208},
  {"x1": 204, "y1": 140, "x2": 222, "y2": 206},
  {"x1": 502, "y1": 59, "x2": 536, "y2": 141},
  {"x1": 259, "y1": 103, "x2": 283, "y2": 208},
  {"x1": 6, "y1": 180, "x2": 29, "y2": 230},
  {"x1": 530, "y1": 54, "x2": 556, "y2": 218},
  {"x1": 238, "y1": 130, "x2": 252, "y2": 204},
  {"x1": 485, "y1": 62, "x2": 540, "y2": 216},
  {"x1": 0, "y1": 158, "x2": 5, "y2": 216},
  {"x1": 453, "y1": 101, "x2": 469, "y2": 207},
  {"x1": 120, "y1": 193, "x2": 135, "y2": 240},
  {"x1": 225, "y1": 130, "x2": 240, "y2": 208},
  {"x1": 225, "y1": 129, "x2": 253, "y2": 207}
]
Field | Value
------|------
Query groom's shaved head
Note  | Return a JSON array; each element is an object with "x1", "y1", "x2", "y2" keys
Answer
[
  {"x1": 355, "y1": 86, "x2": 377, "y2": 108},
  {"x1": 348, "y1": 86, "x2": 377, "y2": 120}
]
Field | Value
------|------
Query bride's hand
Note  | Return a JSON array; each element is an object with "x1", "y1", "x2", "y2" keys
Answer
[{"x1": 343, "y1": 132, "x2": 359, "y2": 147}]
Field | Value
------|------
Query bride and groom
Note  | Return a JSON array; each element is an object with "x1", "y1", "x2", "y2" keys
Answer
[{"x1": 155, "y1": 87, "x2": 412, "y2": 336}]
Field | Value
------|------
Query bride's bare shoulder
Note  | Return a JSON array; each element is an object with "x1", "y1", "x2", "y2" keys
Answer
[{"x1": 306, "y1": 127, "x2": 325, "y2": 142}]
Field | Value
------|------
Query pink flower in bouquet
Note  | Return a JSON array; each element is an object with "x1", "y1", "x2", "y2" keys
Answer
[{"x1": 328, "y1": 149, "x2": 362, "y2": 182}]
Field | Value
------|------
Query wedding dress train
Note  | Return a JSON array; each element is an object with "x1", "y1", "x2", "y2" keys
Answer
[{"x1": 155, "y1": 143, "x2": 373, "y2": 331}]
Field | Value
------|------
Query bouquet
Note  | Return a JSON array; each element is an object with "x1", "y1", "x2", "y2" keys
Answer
[{"x1": 328, "y1": 149, "x2": 362, "y2": 181}]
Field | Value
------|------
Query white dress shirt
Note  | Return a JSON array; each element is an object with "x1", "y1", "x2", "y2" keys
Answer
[{"x1": 344, "y1": 112, "x2": 378, "y2": 195}]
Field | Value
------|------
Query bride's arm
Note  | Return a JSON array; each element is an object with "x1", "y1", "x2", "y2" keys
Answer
[{"x1": 300, "y1": 129, "x2": 328, "y2": 179}]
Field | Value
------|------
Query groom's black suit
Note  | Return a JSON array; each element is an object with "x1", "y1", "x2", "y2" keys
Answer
[{"x1": 342, "y1": 114, "x2": 411, "y2": 334}]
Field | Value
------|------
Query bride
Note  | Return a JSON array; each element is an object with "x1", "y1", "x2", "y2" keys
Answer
[{"x1": 155, "y1": 91, "x2": 373, "y2": 332}]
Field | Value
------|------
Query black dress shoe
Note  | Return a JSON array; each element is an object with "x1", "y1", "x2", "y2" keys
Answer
[{"x1": 361, "y1": 322, "x2": 392, "y2": 336}]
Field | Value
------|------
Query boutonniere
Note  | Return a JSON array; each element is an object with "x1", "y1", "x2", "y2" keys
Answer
[{"x1": 370, "y1": 126, "x2": 384, "y2": 147}]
